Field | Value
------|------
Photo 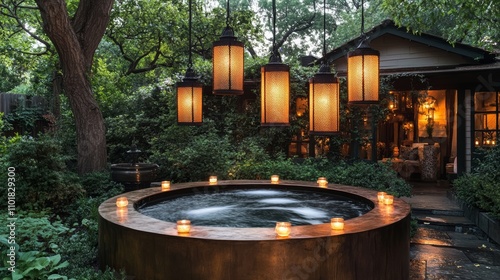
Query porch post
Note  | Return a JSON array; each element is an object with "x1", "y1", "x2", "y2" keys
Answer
[{"x1": 456, "y1": 88, "x2": 467, "y2": 175}]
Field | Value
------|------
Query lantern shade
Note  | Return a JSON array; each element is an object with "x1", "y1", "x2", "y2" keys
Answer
[
  {"x1": 309, "y1": 67, "x2": 340, "y2": 135},
  {"x1": 347, "y1": 44, "x2": 380, "y2": 105},
  {"x1": 213, "y1": 27, "x2": 244, "y2": 95},
  {"x1": 261, "y1": 62, "x2": 290, "y2": 126},
  {"x1": 176, "y1": 78, "x2": 203, "y2": 125}
]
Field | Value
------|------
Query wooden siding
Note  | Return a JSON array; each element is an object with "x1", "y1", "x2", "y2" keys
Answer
[{"x1": 332, "y1": 34, "x2": 472, "y2": 74}]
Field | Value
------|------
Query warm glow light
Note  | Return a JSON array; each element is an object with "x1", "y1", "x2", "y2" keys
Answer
[
  {"x1": 309, "y1": 68, "x2": 340, "y2": 134},
  {"x1": 209, "y1": 176, "x2": 218, "y2": 185},
  {"x1": 261, "y1": 63, "x2": 290, "y2": 126},
  {"x1": 116, "y1": 208, "x2": 128, "y2": 223},
  {"x1": 384, "y1": 195, "x2": 394, "y2": 205},
  {"x1": 295, "y1": 97, "x2": 307, "y2": 117},
  {"x1": 212, "y1": 28, "x2": 244, "y2": 95},
  {"x1": 116, "y1": 197, "x2": 128, "y2": 208},
  {"x1": 377, "y1": 192, "x2": 386, "y2": 202},
  {"x1": 177, "y1": 220, "x2": 191, "y2": 234},
  {"x1": 317, "y1": 177, "x2": 328, "y2": 187},
  {"x1": 161, "y1": 181, "x2": 171, "y2": 190},
  {"x1": 275, "y1": 222, "x2": 291, "y2": 237},
  {"x1": 177, "y1": 79, "x2": 203, "y2": 125},
  {"x1": 347, "y1": 44, "x2": 380, "y2": 104},
  {"x1": 271, "y1": 175, "x2": 280, "y2": 184},
  {"x1": 330, "y1": 217, "x2": 344, "y2": 230},
  {"x1": 475, "y1": 140, "x2": 480, "y2": 146}
]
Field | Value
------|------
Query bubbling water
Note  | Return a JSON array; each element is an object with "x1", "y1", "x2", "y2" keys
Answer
[{"x1": 138, "y1": 188, "x2": 372, "y2": 227}]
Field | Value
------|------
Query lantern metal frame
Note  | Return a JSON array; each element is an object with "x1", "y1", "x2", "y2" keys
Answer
[{"x1": 212, "y1": 0, "x2": 244, "y2": 95}]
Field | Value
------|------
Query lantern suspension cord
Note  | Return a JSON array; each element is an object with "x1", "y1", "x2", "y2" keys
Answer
[
  {"x1": 322, "y1": 0, "x2": 326, "y2": 57},
  {"x1": 361, "y1": 0, "x2": 364, "y2": 35},
  {"x1": 226, "y1": 0, "x2": 230, "y2": 27},
  {"x1": 272, "y1": 0, "x2": 277, "y2": 55},
  {"x1": 188, "y1": 0, "x2": 193, "y2": 70}
]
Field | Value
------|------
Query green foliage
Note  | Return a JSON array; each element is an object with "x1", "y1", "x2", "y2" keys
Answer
[
  {"x1": 0, "y1": 211, "x2": 69, "y2": 253},
  {"x1": 3, "y1": 106, "x2": 44, "y2": 135},
  {"x1": 58, "y1": 172, "x2": 125, "y2": 279},
  {"x1": 381, "y1": 0, "x2": 499, "y2": 51},
  {"x1": 410, "y1": 217, "x2": 418, "y2": 238},
  {"x1": 0, "y1": 170, "x2": 125, "y2": 279},
  {"x1": 55, "y1": 218, "x2": 98, "y2": 278},
  {"x1": 232, "y1": 157, "x2": 411, "y2": 197},
  {"x1": 0, "y1": 136, "x2": 84, "y2": 213},
  {"x1": 0, "y1": 241, "x2": 70, "y2": 280},
  {"x1": 65, "y1": 172, "x2": 123, "y2": 227},
  {"x1": 453, "y1": 145, "x2": 500, "y2": 217}
]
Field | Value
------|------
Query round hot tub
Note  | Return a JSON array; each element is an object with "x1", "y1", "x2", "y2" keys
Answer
[{"x1": 99, "y1": 180, "x2": 411, "y2": 280}]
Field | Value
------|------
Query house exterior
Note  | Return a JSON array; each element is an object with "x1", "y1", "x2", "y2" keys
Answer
[{"x1": 322, "y1": 20, "x2": 500, "y2": 176}]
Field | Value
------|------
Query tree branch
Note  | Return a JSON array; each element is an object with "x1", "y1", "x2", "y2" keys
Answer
[
  {"x1": 71, "y1": 0, "x2": 114, "y2": 72},
  {"x1": 275, "y1": 13, "x2": 317, "y2": 51}
]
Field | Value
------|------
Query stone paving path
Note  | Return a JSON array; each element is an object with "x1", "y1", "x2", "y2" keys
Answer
[{"x1": 406, "y1": 181, "x2": 500, "y2": 279}]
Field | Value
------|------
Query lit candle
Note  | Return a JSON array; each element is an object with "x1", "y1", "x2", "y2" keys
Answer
[
  {"x1": 384, "y1": 195, "x2": 394, "y2": 205},
  {"x1": 271, "y1": 175, "x2": 280, "y2": 184},
  {"x1": 161, "y1": 181, "x2": 171, "y2": 190},
  {"x1": 176, "y1": 220, "x2": 191, "y2": 234},
  {"x1": 317, "y1": 177, "x2": 328, "y2": 188},
  {"x1": 493, "y1": 140, "x2": 496, "y2": 145},
  {"x1": 275, "y1": 222, "x2": 291, "y2": 237},
  {"x1": 330, "y1": 217, "x2": 344, "y2": 230},
  {"x1": 209, "y1": 176, "x2": 218, "y2": 185},
  {"x1": 377, "y1": 192, "x2": 386, "y2": 202},
  {"x1": 475, "y1": 140, "x2": 480, "y2": 146},
  {"x1": 486, "y1": 139, "x2": 491, "y2": 145},
  {"x1": 116, "y1": 197, "x2": 128, "y2": 208}
]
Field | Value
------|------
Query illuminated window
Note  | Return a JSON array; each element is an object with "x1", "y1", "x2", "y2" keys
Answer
[{"x1": 474, "y1": 91, "x2": 499, "y2": 147}]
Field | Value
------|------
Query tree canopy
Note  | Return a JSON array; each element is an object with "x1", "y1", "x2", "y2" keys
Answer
[
  {"x1": 1, "y1": 0, "x2": 498, "y2": 174},
  {"x1": 381, "y1": 0, "x2": 499, "y2": 51}
]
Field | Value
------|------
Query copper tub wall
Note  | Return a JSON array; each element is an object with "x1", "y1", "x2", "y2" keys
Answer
[{"x1": 99, "y1": 180, "x2": 410, "y2": 280}]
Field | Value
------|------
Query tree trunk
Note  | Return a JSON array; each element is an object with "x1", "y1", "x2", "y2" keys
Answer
[
  {"x1": 52, "y1": 70, "x2": 62, "y2": 119},
  {"x1": 36, "y1": 0, "x2": 113, "y2": 174}
]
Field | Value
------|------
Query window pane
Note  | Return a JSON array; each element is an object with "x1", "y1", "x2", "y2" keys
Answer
[{"x1": 475, "y1": 92, "x2": 497, "y2": 111}]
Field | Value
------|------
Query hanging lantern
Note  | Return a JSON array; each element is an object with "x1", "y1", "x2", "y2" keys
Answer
[
  {"x1": 177, "y1": 69, "x2": 203, "y2": 125},
  {"x1": 261, "y1": 0, "x2": 289, "y2": 127},
  {"x1": 176, "y1": 0, "x2": 202, "y2": 125},
  {"x1": 309, "y1": 64, "x2": 340, "y2": 135},
  {"x1": 308, "y1": 0, "x2": 339, "y2": 135},
  {"x1": 212, "y1": 14, "x2": 244, "y2": 95},
  {"x1": 347, "y1": 41, "x2": 380, "y2": 105},
  {"x1": 261, "y1": 59, "x2": 290, "y2": 126}
]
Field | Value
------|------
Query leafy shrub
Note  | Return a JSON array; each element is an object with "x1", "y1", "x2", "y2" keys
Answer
[
  {"x1": 64, "y1": 171, "x2": 123, "y2": 226},
  {"x1": 0, "y1": 238, "x2": 71, "y2": 280},
  {"x1": 56, "y1": 218, "x2": 99, "y2": 278},
  {"x1": 0, "y1": 211, "x2": 69, "y2": 254},
  {"x1": 0, "y1": 136, "x2": 84, "y2": 213},
  {"x1": 232, "y1": 157, "x2": 412, "y2": 197},
  {"x1": 166, "y1": 133, "x2": 236, "y2": 182},
  {"x1": 454, "y1": 145, "x2": 500, "y2": 217}
]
